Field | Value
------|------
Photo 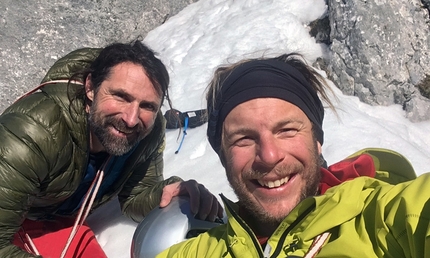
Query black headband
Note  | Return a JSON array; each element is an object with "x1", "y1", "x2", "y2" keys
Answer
[{"x1": 207, "y1": 58, "x2": 324, "y2": 155}]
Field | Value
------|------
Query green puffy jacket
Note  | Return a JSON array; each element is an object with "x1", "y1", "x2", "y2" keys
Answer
[
  {"x1": 158, "y1": 148, "x2": 430, "y2": 257},
  {"x1": 0, "y1": 48, "x2": 181, "y2": 257}
]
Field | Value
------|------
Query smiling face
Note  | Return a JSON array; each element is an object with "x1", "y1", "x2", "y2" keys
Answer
[
  {"x1": 86, "y1": 62, "x2": 162, "y2": 155},
  {"x1": 221, "y1": 98, "x2": 321, "y2": 233}
]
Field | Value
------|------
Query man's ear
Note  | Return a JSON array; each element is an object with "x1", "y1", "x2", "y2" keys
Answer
[
  {"x1": 317, "y1": 141, "x2": 322, "y2": 155},
  {"x1": 317, "y1": 141, "x2": 328, "y2": 168},
  {"x1": 85, "y1": 74, "x2": 94, "y2": 101}
]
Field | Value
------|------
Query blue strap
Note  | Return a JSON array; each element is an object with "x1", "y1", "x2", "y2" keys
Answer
[{"x1": 175, "y1": 116, "x2": 189, "y2": 154}]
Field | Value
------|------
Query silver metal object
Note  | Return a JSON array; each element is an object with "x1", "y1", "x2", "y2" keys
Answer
[{"x1": 131, "y1": 196, "x2": 223, "y2": 258}]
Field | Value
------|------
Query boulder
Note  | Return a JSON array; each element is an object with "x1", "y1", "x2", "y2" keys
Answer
[
  {"x1": 320, "y1": 0, "x2": 430, "y2": 121},
  {"x1": 0, "y1": 0, "x2": 197, "y2": 113}
]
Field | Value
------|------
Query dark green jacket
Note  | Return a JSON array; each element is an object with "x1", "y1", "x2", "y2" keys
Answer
[{"x1": 0, "y1": 48, "x2": 181, "y2": 257}]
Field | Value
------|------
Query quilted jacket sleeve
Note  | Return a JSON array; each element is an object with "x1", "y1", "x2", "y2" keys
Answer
[
  {"x1": 0, "y1": 95, "x2": 67, "y2": 257},
  {"x1": 118, "y1": 113, "x2": 182, "y2": 222}
]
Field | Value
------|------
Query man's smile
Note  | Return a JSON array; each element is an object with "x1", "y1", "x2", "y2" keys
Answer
[{"x1": 256, "y1": 174, "x2": 294, "y2": 189}]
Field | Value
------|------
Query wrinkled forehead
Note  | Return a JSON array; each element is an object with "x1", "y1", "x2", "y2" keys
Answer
[{"x1": 222, "y1": 97, "x2": 311, "y2": 129}]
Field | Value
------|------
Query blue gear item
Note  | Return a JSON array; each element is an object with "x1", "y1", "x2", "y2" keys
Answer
[{"x1": 164, "y1": 109, "x2": 207, "y2": 129}]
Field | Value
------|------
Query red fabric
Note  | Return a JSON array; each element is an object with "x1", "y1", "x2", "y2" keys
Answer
[
  {"x1": 13, "y1": 217, "x2": 107, "y2": 258},
  {"x1": 319, "y1": 153, "x2": 375, "y2": 194},
  {"x1": 257, "y1": 236, "x2": 270, "y2": 246}
]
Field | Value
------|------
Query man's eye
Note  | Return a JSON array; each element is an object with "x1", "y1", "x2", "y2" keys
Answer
[
  {"x1": 140, "y1": 103, "x2": 156, "y2": 111},
  {"x1": 234, "y1": 137, "x2": 254, "y2": 147},
  {"x1": 114, "y1": 93, "x2": 127, "y2": 101},
  {"x1": 280, "y1": 128, "x2": 298, "y2": 137}
]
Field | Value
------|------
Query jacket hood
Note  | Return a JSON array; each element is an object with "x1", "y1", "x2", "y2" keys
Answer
[{"x1": 41, "y1": 47, "x2": 101, "y2": 83}]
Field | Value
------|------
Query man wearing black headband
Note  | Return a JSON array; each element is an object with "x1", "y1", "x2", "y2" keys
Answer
[{"x1": 158, "y1": 54, "x2": 430, "y2": 257}]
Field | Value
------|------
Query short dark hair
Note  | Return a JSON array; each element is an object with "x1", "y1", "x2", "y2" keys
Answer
[
  {"x1": 80, "y1": 40, "x2": 171, "y2": 107},
  {"x1": 69, "y1": 40, "x2": 172, "y2": 108}
]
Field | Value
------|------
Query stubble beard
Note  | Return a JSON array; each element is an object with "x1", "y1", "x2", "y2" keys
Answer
[
  {"x1": 88, "y1": 105, "x2": 147, "y2": 156},
  {"x1": 226, "y1": 144, "x2": 321, "y2": 229}
]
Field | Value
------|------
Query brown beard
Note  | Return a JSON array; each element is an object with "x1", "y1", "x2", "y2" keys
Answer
[
  {"x1": 225, "y1": 141, "x2": 321, "y2": 233},
  {"x1": 88, "y1": 104, "x2": 146, "y2": 156}
]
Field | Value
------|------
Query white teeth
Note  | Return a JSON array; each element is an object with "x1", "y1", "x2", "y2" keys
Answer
[
  {"x1": 114, "y1": 127, "x2": 132, "y2": 135},
  {"x1": 257, "y1": 176, "x2": 290, "y2": 188}
]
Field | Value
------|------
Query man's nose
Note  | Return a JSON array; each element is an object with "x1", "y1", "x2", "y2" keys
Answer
[
  {"x1": 122, "y1": 103, "x2": 140, "y2": 128},
  {"x1": 255, "y1": 135, "x2": 284, "y2": 169}
]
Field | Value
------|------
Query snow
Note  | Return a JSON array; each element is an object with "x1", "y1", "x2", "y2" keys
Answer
[{"x1": 85, "y1": 0, "x2": 430, "y2": 257}]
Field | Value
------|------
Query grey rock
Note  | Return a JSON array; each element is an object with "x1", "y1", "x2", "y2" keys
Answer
[
  {"x1": 0, "y1": 0, "x2": 197, "y2": 113},
  {"x1": 324, "y1": 0, "x2": 430, "y2": 121},
  {"x1": 404, "y1": 92, "x2": 430, "y2": 122}
]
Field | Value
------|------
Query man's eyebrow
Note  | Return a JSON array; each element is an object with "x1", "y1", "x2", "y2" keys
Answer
[
  {"x1": 276, "y1": 119, "x2": 303, "y2": 127},
  {"x1": 225, "y1": 126, "x2": 254, "y2": 136},
  {"x1": 225, "y1": 119, "x2": 302, "y2": 135},
  {"x1": 111, "y1": 88, "x2": 133, "y2": 99},
  {"x1": 140, "y1": 99, "x2": 161, "y2": 108}
]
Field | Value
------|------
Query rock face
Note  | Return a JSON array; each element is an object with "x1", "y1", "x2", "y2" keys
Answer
[
  {"x1": 323, "y1": 0, "x2": 430, "y2": 122},
  {"x1": 2, "y1": 0, "x2": 429, "y2": 121},
  {"x1": 0, "y1": 0, "x2": 197, "y2": 113}
]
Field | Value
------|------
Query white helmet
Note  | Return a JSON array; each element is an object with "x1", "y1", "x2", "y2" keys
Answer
[{"x1": 130, "y1": 196, "x2": 223, "y2": 258}]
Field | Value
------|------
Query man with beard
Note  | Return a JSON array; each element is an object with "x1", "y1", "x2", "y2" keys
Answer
[
  {"x1": 157, "y1": 54, "x2": 430, "y2": 257},
  {"x1": 0, "y1": 40, "x2": 222, "y2": 258}
]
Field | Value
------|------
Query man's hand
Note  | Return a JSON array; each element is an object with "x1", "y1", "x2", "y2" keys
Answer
[{"x1": 160, "y1": 180, "x2": 224, "y2": 222}]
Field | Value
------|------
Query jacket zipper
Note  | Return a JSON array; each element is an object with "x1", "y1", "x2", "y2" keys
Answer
[
  {"x1": 270, "y1": 204, "x2": 315, "y2": 257},
  {"x1": 221, "y1": 194, "x2": 317, "y2": 258},
  {"x1": 220, "y1": 194, "x2": 266, "y2": 257}
]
